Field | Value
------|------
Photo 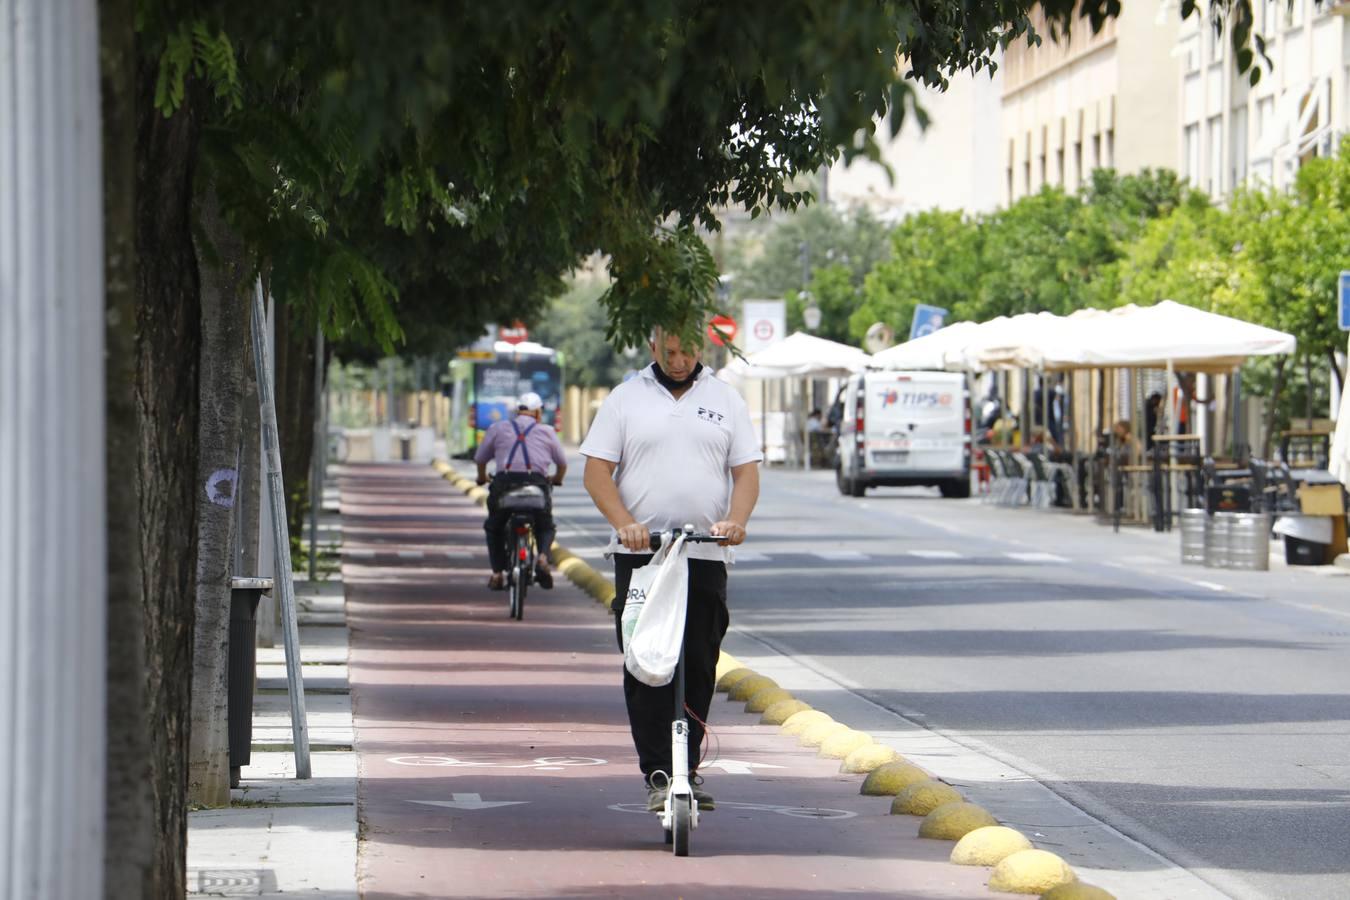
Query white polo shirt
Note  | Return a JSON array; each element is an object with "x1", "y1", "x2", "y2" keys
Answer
[{"x1": 580, "y1": 364, "x2": 762, "y2": 561}]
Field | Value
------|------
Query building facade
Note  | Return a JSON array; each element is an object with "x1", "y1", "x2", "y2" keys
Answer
[
  {"x1": 1002, "y1": 2, "x2": 1182, "y2": 203},
  {"x1": 1177, "y1": 0, "x2": 1349, "y2": 199}
]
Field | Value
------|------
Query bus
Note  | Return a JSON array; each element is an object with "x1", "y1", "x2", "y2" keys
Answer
[{"x1": 447, "y1": 341, "x2": 564, "y2": 457}]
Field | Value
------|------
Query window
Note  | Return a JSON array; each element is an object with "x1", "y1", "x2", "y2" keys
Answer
[
  {"x1": 1288, "y1": 0, "x2": 1304, "y2": 29},
  {"x1": 1056, "y1": 147, "x2": 1065, "y2": 186},
  {"x1": 1208, "y1": 20, "x2": 1224, "y2": 63},
  {"x1": 1184, "y1": 123, "x2": 1201, "y2": 183},
  {"x1": 1039, "y1": 152, "x2": 1047, "y2": 189},
  {"x1": 1007, "y1": 166, "x2": 1015, "y2": 205},
  {"x1": 1105, "y1": 129, "x2": 1115, "y2": 168},
  {"x1": 1092, "y1": 134, "x2": 1101, "y2": 172},
  {"x1": 1207, "y1": 116, "x2": 1223, "y2": 195},
  {"x1": 1024, "y1": 159, "x2": 1031, "y2": 195},
  {"x1": 1262, "y1": 0, "x2": 1278, "y2": 33},
  {"x1": 1231, "y1": 107, "x2": 1249, "y2": 187},
  {"x1": 1074, "y1": 141, "x2": 1083, "y2": 188}
]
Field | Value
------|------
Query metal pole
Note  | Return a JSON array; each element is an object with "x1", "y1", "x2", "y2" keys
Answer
[
  {"x1": 250, "y1": 280, "x2": 312, "y2": 778},
  {"x1": 761, "y1": 380, "x2": 768, "y2": 459},
  {"x1": 308, "y1": 327, "x2": 324, "y2": 581}
]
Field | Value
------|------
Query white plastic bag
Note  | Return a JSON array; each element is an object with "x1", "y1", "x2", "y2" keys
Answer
[{"x1": 623, "y1": 533, "x2": 688, "y2": 687}]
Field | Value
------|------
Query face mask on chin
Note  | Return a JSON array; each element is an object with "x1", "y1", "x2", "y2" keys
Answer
[{"x1": 651, "y1": 361, "x2": 703, "y2": 392}]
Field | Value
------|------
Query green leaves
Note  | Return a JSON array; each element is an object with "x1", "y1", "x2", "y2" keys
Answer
[
  {"x1": 601, "y1": 227, "x2": 721, "y2": 352},
  {"x1": 152, "y1": 20, "x2": 242, "y2": 116}
]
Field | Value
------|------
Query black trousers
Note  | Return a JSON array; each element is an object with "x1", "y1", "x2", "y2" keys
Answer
[
  {"x1": 613, "y1": 555, "x2": 729, "y2": 780},
  {"x1": 483, "y1": 473, "x2": 555, "y2": 572}
]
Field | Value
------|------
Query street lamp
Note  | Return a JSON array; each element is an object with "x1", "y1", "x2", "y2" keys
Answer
[{"x1": 800, "y1": 290, "x2": 822, "y2": 332}]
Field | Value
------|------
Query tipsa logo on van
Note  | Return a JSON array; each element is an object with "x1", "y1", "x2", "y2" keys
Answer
[{"x1": 877, "y1": 389, "x2": 954, "y2": 408}]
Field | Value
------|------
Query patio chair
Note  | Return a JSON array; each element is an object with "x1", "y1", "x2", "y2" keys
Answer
[{"x1": 1017, "y1": 452, "x2": 1054, "y2": 509}]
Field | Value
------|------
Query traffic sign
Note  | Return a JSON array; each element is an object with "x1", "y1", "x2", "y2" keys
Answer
[
  {"x1": 499, "y1": 321, "x2": 529, "y2": 344},
  {"x1": 1339, "y1": 271, "x2": 1350, "y2": 331},
  {"x1": 909, "y1": 304, "x2": 948, "y2": 340},
  {"x1": 744, "y1": 300, "x2": 785, "y2": 353},
  {"x1": 707, "y1": 314, "x2": 738, "y2": 346}
]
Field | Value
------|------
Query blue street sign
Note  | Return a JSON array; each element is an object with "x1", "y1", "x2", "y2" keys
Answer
[
  {"x1": 909, "y1": 304, "x2": 948, "y2": 340},
  {"x1": 1340, "y1": 271, "x2": 1350, "y2": 331}
]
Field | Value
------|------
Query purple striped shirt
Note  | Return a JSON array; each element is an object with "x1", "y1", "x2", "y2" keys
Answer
[{"x1": 474, "y1": 415, "x2": 567, "y2": 476}]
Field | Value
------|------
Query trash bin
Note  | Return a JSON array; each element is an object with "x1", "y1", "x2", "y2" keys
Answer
[
  {"x1": 1226, "y1": 513, "x2": 1271, "y2": 571},
  {"x1": 1274, "y1": 515, "x2": 1333, "y2": 566},
  {"x1": 1203, "y1": 512, "x2": 1232, "y2": 568},
  {"x1": 399, "y1": 432, "x2": 413, "y2": 461},
  {"x1": 1179, "y1": 509, "x2": 1206, "y2": 565},
  {"x1": 228, "y1": 577, "x2": 272, "y2": 788}
]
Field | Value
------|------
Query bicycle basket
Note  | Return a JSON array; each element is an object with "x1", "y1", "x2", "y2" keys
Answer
[{"x1": 499, "y1": 484, "x2": 548, "y2": 510}]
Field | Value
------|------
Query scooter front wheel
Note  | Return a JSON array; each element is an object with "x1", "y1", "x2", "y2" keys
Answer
[{"x1": 671, "y1": 795, "x2": 692, "y2": 857}]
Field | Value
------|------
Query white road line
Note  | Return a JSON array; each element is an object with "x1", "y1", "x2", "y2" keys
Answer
[
  {"x1": 343, "y1": 548, "x2": 375, "y2": 559},
  {"x1": 1187, "y1": 579, "x2": 1227, "y2": 592},
  {"x1": 1005, "y1": 551, "x2": 1069, "y2": 564},
  {"x1": 732, "y1": 550, "x2": 772, "y2": 563},
  {"x1": 907, "y1": 549, "x2": 962, "y2": 560},
  {"x1": 397, "y1": 550, "x2": 423, "y2": 560},
  {"x1": 813, "y1": 550, "x2": 869, "y2": 561}
]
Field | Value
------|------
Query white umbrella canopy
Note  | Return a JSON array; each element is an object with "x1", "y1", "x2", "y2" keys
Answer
[
  {"x1": 958, "y1": 311, "x2": 1079, "y2": 371},
  {"x1": 870, "y1": 320, "x2": 983, "y2": 371},
  {"x1": 1040, "y1": 301, "x2": 1296, "y2": 373},
  {"x1": 737, "y1": 331, "x2": 872, "y2": 377}
]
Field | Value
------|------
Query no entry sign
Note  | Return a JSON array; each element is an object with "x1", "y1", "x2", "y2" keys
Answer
[{"x1": 707, "y1": 314, "x2": 738, "y2": 346}]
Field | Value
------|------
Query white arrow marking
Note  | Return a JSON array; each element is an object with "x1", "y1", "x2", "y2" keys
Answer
[
  {"x1": 700, "y1": 759, "x2": 786, "y2": 776},
  {"x1": 1005, "y1": 551, "x2": 1068, "y2": 564},
  {"x1": 908, "y1": 549, "x2": 962, "y2": 560},
  {"x1": 410, "y1": 794, "x2": 529, "y2": 811}
]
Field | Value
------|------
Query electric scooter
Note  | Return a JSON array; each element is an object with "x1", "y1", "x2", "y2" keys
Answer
[{"x1": 647, "y1": 525, "x2": 728, "y2": 857}]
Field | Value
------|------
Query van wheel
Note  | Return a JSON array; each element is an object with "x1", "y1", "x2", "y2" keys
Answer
[
  {"x1": 835, "y1": 465, "x2": 852, "y2": 496},
  {"x1": 940, "y1": 478, "x2": 971, "y2": 499},
  {"x1": 850, "y1": 478, "x2": 867, "y2": 498}
]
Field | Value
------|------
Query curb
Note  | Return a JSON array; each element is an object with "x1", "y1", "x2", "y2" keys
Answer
[{"x1": 429, "y1": 458, "x2": 1110, "y2": 899}]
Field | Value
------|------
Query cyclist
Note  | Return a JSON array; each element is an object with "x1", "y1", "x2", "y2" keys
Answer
[
  {"x1": 475, "y1": 392, "x2": 567, "y2": 591},
  {"x1": 580, "y1": 326, "x2": 761, "y2": 813}
]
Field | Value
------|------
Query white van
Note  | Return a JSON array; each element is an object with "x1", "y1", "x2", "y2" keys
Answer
[{"x1": 834, "y1": 370, "x2": 970, "y2": 498}]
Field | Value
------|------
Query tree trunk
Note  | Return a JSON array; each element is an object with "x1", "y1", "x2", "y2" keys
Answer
[
  {"x1": 135, "y1": 46, "x2": 203, "y2": 900},
  {"x1": 1262, "y1": 356, "x2": 1288, "y2": 459},
  {"x1": 101, "y1": 2, "x2": 154, "y2": 895},
  {"x1": 274, "y1": 300, "x2": 318, "y2": 545},
  {"x1": 187, "y1": 181, "x2": 253, "y2": 807}
]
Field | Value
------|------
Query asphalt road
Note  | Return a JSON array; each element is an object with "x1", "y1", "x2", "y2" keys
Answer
[{"x1": 548, "y1": 455, "x2": 1350, "y2": 900}]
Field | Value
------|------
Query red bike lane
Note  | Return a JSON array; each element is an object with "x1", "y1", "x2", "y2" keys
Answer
[{"x1": 341, "y1": 462, "x2": 999, "y2": 899}]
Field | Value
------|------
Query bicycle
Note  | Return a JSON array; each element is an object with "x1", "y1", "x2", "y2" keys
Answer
[
  {"x1": 498, "y1": 482, "x2": 549, "y2": 620},
  {"x1": 645, "y1": 524, "x2": 729, "y2": 857}
]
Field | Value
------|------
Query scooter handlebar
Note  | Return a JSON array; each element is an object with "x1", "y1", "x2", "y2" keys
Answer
[{"x1": 648, "y1": 527, "x2": 730, "y2": 551}]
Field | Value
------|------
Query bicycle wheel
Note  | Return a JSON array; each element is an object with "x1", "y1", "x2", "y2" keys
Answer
[
  {"x1": 512, "y1": 560, "x2": 526, "y2": 620},
  {"x1": 506, "y1": 533, "x2": 520, "y2": 619},
  {"x1": 671, "y1": 795, "x2": 691, "y2": 857}
]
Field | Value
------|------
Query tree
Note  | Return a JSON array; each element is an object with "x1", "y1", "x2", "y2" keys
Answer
[
  {"x1": 531, "y1": 279, "x2": 632, "y2": 388},
  {"x1": 849, "y1": 209, "x2": 982, "y2": 341}
]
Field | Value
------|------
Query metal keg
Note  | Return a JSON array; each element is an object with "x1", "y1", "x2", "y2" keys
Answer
[
  {"x1": 1204, "y1": 512, "x2": 1232, "y2": 568},
  {"x1": 1180, "y1": 509, "x2": 1206, "y2": 565},
  {"x1": 1227, "y1": 512, "x2": 1271, "y2": 571}
]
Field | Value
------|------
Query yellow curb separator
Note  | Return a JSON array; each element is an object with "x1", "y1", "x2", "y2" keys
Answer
[
  {"x1": 950, "y1": 825, "x2": 1033, "y2": 866},
  {"x1": 745, "y1": 686, "x2": 794, "y2": 713},
  {"x1": 727, "y1": 674, "x2": 778, "y2": 702},
  {"x1": 890, "y1": 780, "x2": 963, "y2": 816},
  {"x1": 715, "y1": 667, "x2": 757, "y2": 693},
  {"x1": 917, "y1": 802, "x2": 999, "y2": 841},
  {"x1": 818, "y1": 728, "x2": 873, "y2": 759},
  {"x1": 760, "y1": 698, "x2": 811, "y2": 726},
  {"x1": 798, "y1": 720, "x2": 849, "y2": 749},
  {"x1": 988, "y1": 849, "x2": 1077, "y2": 895},
  {"x1": 859, "y1": 761, "x2": 931, "y2": 796},
  {"x1": 779, "y1": 709, "x2": 833, "y2": 736},
  {"x1": 839, "y1": 744, "x2": 899, "y2": 774}
]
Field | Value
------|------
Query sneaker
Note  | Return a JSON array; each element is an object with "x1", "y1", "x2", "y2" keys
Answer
[
  {"x1": 691, "y1": 774, "x2": 715, "y2": 811},
  {"x1": 646, "y1": 783, "x2": 666, "y2": 812},
  {"x1": 535, "y1": 562, "x2": 553, "y2": 590},
  {"x1": 487, "y1": 572, "x2": 505, "y2": 591}
]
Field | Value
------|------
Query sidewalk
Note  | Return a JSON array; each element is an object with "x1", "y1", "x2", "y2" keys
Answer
[
  {"x1": 186, "y1": 486, "x2": 358, "y2": 899},
  {"x1": 343, "y1": 462, "x2": 1006, "y2": 899}
]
